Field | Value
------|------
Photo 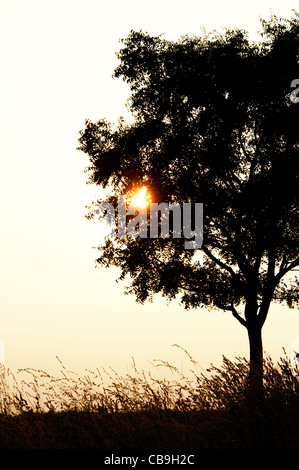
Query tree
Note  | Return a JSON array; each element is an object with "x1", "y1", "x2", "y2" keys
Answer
[{"x1": 77, "y1": 12, "x2": 299, "y2": 398}]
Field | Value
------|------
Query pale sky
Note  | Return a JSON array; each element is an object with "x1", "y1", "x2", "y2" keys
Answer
[{"x1": 0, "y1": 0, "x2": 298, "y2": 377}]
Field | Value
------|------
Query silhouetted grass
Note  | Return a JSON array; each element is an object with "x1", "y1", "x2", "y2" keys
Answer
[{"x1": 0, "y1": 346, "x2": 298, "y2": 449}]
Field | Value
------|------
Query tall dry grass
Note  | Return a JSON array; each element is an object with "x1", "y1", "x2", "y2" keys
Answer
[
  {"x1": 0, "y1": 345, "x2": 298, "y2": 416},
  {"x1": 0, "y1": 346, "x2": 298, "y2": 449}
]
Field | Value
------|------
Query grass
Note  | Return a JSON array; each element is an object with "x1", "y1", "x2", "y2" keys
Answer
[{"x1": 0, "y1": 346, "x2": 298, "y2": 449}]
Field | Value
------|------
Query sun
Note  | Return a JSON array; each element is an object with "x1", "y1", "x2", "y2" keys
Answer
[{"x1": 130, "y1": 187, "x2": 151, "y2": 208}]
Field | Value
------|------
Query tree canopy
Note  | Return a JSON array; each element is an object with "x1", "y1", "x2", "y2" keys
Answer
[{"x1": 77, "y1": 12, "x2": 299, "y2": 392}]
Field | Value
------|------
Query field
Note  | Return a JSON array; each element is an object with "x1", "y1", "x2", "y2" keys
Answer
[{"x1": 0, "y1": 347, "x2": 298, "y2": 449}]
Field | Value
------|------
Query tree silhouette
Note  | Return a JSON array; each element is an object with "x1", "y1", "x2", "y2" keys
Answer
[{"x1": 78, "y1": 12, "x2": 299, "y2": 397}]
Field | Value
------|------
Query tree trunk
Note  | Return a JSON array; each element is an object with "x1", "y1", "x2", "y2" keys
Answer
[{"x1": 247, "y1": 323, "x2": 264, "y2": 400}]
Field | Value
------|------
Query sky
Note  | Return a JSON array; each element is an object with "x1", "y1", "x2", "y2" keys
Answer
[{"x1": 0, "y1": 0, "x2": 298, "y2": 378}]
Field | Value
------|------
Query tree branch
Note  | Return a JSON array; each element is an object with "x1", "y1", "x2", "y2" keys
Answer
[
  {"x1": 257, "y1": 286, "x2": 275, "y2": 328},
  {"x1": 276, "y1": 256, "x2": 299, "y2": 282},
  {"x1": 214, "y1": 301, "x2": 247, "y2": 327},
  {"x1": 229, "y1": 304, "x2": 247, "y2": 327},
  {"x1": 202, "y1": 246, "x2": 236, "y2": 278}
]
